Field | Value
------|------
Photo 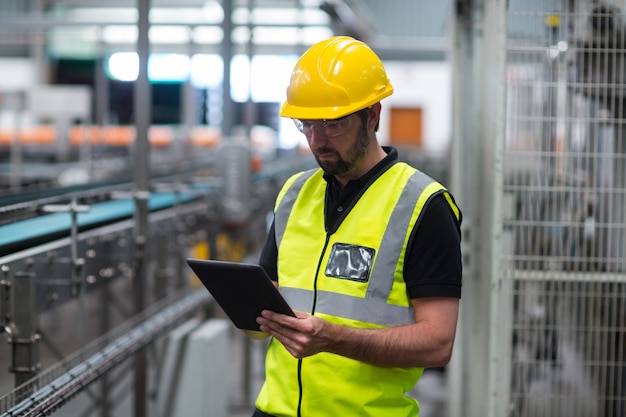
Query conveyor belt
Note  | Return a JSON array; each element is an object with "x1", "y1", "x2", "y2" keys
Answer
[
  {"x1": 0, "y1": 155, "x2": 314, "y2": 258},
  {"x1": 0, "y1": 189, "x2": 208, "y2": 257},
  {"x1": 0, "y1": 179, "x2": 126, "y2": 208}
]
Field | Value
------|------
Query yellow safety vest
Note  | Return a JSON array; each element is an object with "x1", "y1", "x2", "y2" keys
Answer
[{"x1": 255, "y1": 163, "x2": 460, "y2": 417}]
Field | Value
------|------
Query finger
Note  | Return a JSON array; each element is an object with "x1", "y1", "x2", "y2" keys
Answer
[
  {"x1": 262, "y1": 310, "x2": 303, "y2": 330},
  {"x1": 268, "y1": 329, "x2": 305, "y2": 358}
]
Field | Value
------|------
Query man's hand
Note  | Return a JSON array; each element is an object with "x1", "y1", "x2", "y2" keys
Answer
[{"x1": 257, "y1": 310, "x2": 331, "y2": 358}]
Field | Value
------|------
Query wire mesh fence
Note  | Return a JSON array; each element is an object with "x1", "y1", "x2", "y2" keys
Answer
[{"x1": 503, "y1": 1, "x2": 626, "y2": 416}]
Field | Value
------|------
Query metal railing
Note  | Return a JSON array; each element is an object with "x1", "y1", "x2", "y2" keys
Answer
[{"x1": 0, "y1": 287, "x2": 211, "y2": 416}]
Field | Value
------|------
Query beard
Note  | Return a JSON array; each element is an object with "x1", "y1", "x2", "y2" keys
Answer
[{"x1": 314, "y1": 124, "x2": 370, "y2": 177}]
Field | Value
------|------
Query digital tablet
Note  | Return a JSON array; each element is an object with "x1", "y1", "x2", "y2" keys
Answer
[{"x1": 186, "y1": 258, "x2": 296, "y2": 331}]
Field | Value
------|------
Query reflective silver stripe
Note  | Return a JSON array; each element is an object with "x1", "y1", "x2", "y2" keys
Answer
[
  {"x1": 278, "y1": 169, "x2": 438, "y2": 327},
  {"x1": 365, "y1": 170, "x2": 436, "y2": 302},
  {"x1": 280, "y1": 287, "x2": 315, "y2": 313},
  {"x1": 274, "y1": 169, "x2": 318, "y2": 250},
  {"x1": 281, "y1": 287, "x2": 415, "y2": 327}
]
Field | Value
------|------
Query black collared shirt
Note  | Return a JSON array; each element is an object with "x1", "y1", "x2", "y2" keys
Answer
[
  {"x1": 259, "y1": 147, "x2": 462, "y2": 299},
  {"x1": 323, "y1": 147, "x2": 398, "y2": 232}
]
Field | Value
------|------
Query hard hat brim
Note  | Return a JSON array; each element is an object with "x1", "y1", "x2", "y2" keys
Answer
[{"x1": 279, "y1": 86, "x2": 393, "y2": 120}]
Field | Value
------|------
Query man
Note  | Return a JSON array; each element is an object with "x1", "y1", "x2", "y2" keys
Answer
[{"x1": 251, "y1": 36, "x2": 462, "y2": 417}]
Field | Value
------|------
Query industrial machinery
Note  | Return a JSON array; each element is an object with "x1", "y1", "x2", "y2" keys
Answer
[{"x1": 0, "y1": 139, "x2": 312, "y2": 415}]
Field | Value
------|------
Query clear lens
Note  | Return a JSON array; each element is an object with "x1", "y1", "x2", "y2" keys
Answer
[{"x1": 293, "y1": 113, "x2": 354, "y2": 138}]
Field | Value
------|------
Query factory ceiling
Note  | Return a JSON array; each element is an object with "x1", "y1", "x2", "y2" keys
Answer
[{"x1": 0, "y1": 0, "x2": 453, "y2": 61}]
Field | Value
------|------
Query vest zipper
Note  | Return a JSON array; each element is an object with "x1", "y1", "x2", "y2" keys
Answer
[{"x1": 296, "y1": 233, "x2": 331, "y2": 417}]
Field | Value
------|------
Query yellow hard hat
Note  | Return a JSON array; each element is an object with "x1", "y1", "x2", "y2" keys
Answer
[{"x1": 280, "y1": 36, "x2": 393, "y2": 120}]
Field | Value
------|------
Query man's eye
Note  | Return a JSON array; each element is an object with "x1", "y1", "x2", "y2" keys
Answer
[{"x1": 324, "y1": 121, "x2": 341, "y2": 129}]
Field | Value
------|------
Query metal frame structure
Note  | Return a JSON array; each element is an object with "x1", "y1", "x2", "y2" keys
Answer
[
  {"x1": 451, "y1": 1, "x2": 626, "y2": 416},
  {"x1": 0, "y1": 153, "x2": 306, "y2": 415},
  {"x1": 0, "y1": 288, "x2": 210, "y2": 416}
]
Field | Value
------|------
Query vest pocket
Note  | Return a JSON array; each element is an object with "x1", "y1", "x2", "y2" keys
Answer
[{"x1": 324, "y1": 242, "x2": 375, "y2": 282}]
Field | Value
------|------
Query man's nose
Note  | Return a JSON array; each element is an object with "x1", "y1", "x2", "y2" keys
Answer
[{"x1": 307, "y1": 128, "x2": 328, "y2": 147}]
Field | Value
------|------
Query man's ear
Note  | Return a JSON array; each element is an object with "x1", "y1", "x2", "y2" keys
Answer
[{"x1": 368, "y1": 102, "x2": 382, "y2": 130}]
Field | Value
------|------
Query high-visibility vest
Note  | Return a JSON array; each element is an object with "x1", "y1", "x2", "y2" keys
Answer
[{"x1": 255, "y1": 163, "x2": 460, "y2": 417}]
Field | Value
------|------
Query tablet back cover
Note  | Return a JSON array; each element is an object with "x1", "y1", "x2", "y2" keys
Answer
[{"x1": 186, "y1": 258, "x2": 295, "y2": 331}]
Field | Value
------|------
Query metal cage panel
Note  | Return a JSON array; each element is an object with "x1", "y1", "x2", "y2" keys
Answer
[{"x1": 503, "y1": 1, "x2": 626, "y2": 416}]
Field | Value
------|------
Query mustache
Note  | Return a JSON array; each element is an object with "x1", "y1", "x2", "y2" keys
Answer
[{"x1": 313, "y1": 147, "x2": 336, "y2": 155}]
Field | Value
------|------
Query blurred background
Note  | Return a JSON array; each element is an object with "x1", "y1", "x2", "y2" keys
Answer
[{"x1": 0, "y1": 1, "x2": 625, "y2": 416}]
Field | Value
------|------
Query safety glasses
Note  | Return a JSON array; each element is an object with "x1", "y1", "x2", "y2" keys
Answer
[{"x1": 293, "y1": 113, "x2": 355, "y2": 138}]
